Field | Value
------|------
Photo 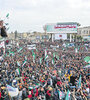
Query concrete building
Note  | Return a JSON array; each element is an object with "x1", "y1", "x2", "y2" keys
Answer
[
  {"x1": 78, "y1": 26, "x2": 90, "y2": 40},
  {"x1": 8, "y1": 32, "x2": 15, "y2": 39},
  {"x1": 27, "y1": 32, "x2": 51, "y2": 42},
  {"x1": 7, "y1": 31, "x2": 51, "y2": 43}
]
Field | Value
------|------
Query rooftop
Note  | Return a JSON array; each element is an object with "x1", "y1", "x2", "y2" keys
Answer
[
  {"x1": 46, "y1": 22, "x2": 80, "y2": 26},
  {"x1": 78, "y1": 26, "x2": 90, "y2": 29}
]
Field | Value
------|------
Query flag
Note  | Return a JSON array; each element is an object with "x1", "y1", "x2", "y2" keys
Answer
[
  {"x1": 22, "y1": 60, "x2": 27, "y2": 67},
  {"x1": 78, "y1": 75, "x2": 81, "y2": 88},
  {"x1": 53, "y1": 52, "x2": 55, "y2": 57},
  {"x1": 83, "y1": 64, "x2": 90, "y2": 68},
  {"x1": 58, "y1": 91, "x2": 63, "y2": 99},
  {"x1": 16, "y1": 68, "x2": 20, "y2": 75},
  {"x1": 46, "y1": 61, "x2": 49, "y2": 67},
  {"x1": 86, "y1": 46, "x2": 88, "y2": 51},
  {"x1": 32, "y1": 50, "x2": 36, "y2": 63},
  {"x1": 45, "y1": 49, "x2": 47, "y2": 57},
  {"x1": 56, "y1": 55, "x2": 59, "y2": 60},
  {"x1": 6, "y1": 13, "x2": 9, "y2": 18},
  {"x1": 75, "y1": 48, "x2": 78, "y2": 53},
  {"x1": 40, "y1": 57, "x2": 42, "y2": 64},
  {"x1": 52, "y1": 57, "x2": 54, "y2": 64},
  {"x1": 78, "y1": 47, "x2": 80, "y2": 50},
  {"x1": 65, "y1": 89, "x2": 70, "y2": 100},
  {"x1": 9, "y1": 51, "x2": 15, "y2": 56},
  {"x1": 17, "y1": 61, "x2": 20, "y2": 66},
  {"x1": 36, "y1": 48, "x2": 38, "y2": 52},
  {"x1": 5, "y1": 53, "x2": 7, "y2": 57},
  {"x1": 45, "y1": 55, "x2": 48, "y2": 61},
  {"x1": 28, "y1": 83, "x2": 40, "y2": 89},
  {"x1": 7, "y1": 85, "x2": 19, "y2": 97},
  {"x1": 25, "y1": 56, "x2": 27, "y2": 60},
  {"x1": 7, "y1": 27, "x2": 10, "y2": 31},
  {"x1": 84, "y1": 56, "x2": 90, "y2": 63},
  {"x1": 55, "y1": 52, "x2": 59, "y2": 60},
  {"x1": 5, "y1": 23, "x2": 9, "y2": 25},
  {"x1": 17, "y1": 47, "x2": 22, "y2": 52}
]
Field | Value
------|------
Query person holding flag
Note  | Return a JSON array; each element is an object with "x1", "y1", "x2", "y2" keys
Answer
[
  {"x1": 32, "y1": 50, "x2": 36, "y2": 63},
  {"x1": 78, "y1": 75, "x2": 81, "y2": 89},
  {"x1": 65, "y1": 89, "x2": 71, "y2": 100},
  {"x1": 52, "y1": 57, "x2": 55, "y2": 65}
]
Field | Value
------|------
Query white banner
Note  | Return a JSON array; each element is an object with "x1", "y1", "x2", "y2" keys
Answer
[
  {"x1": 7, "y1": 85, "x2": 19, "y2": 97},
  {"x1": 0, "y1": 41, "x2": 5, "y2": 48},
  {"x1": 46, "y1": 23, "x2": 78, "y2": 33},
  {"x1": 27, "y1": 44, "x2": 36, "y2": 50},
  {"x1": 55, "y1": 33, "x2": 67, "y2": 40}
]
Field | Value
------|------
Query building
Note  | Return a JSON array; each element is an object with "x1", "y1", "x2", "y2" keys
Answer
[
  {"x1": 44, "y1": 22, "x2": 80, "y2": 42},
  {"x1": 78, "y1": 26, "x2": 90, "y2": 41},
  {"x1": 27, "y1": 32, "x2": 51, "y2": 42},
  {"x1": 8, "y1": 32, "x2": 15, "y2": 39},
  {"x1": 7, "y1": 31, "x2": 51, "y2": 43}
]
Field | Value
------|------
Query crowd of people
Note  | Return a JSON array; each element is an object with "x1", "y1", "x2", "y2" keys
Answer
[{"x1": 0, "y1": 40, "x2": 90, "y2": 100}]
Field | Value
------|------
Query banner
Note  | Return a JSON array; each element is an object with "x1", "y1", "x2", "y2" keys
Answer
[
  {"x1": 7, "y1": 85, "x2": 19, "y2": 97},
  {"x1": 27, "y1": 44, "x2": 36, "y2": 50},
  {"x1": 46, "y1": 23, "x2": 78, "y2": 33},
  {"x1": 55, "y1": 33, "x2": 67, "y2": 40}
]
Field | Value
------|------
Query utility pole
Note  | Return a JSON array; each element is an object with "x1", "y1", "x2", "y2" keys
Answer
[
  {"x1": 15, "y1": 30, "x2": 17, "y2": 39},
  {"x1": 43, "y1": 25, "x2": 47, "y2": 42}
]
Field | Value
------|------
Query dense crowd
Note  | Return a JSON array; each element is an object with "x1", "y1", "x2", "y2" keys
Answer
[{"x1": 0, "y1": 40, "x2": 90, "y2": 100}]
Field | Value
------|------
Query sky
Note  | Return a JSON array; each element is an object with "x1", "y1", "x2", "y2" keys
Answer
[{"x1": 0, "y1": 0, "x2": 90, "y2": 33}]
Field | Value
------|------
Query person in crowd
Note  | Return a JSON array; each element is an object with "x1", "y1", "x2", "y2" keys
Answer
[{"x1": 0, "y1": 40, "x2": 90, "y2": 100}]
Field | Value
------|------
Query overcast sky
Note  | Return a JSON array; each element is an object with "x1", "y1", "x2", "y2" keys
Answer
[{"x1": 0, "y1": 0, "x2": 90, "y2": 33}]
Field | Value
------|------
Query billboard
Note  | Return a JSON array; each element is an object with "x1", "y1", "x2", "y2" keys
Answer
[
  {"x1": 46, "y1": 23, "x2": 78, "y2": 33},
  {"x1": 55, "y1": 33, "x2": 67, "y2": 40}
]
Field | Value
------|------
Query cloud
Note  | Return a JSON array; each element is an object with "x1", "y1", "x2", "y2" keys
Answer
[
  {"x1": 68, "y1": 0, "x2": 90, "y2": 9},
  {"x1": 0, "y1": 0, "x2": 90, "y2": 32}
]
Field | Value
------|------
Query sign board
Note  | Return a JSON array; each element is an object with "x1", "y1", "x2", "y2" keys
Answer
[
  {"x1": 28, "y1": 47, "x2": 36, "y2": 50},
  {"x1": 27, "y1": 44, "x2": 36, "y2": 50},
  {"x1": 55, "y1": 33, "x2": 67, "y2": 40},
  {"x1": 50, "y1": 45, "x2": 59, "y2": 48},
  {"x1": 46, "y1": 23, "x2": 78, "y2": 33},
  {"x1": 6, "y1": 45, "x2": 12, "y2": 48}
]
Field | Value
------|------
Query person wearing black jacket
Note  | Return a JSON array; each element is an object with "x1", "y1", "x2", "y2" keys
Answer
[
  {"x1": 70, "y1": 74, "x2": 77, "y2": 86},
  {"x1": 0, "y1": 26, "x2": 7, "y2": 37}
]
